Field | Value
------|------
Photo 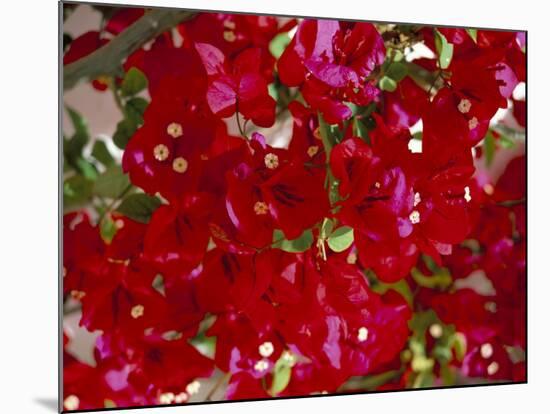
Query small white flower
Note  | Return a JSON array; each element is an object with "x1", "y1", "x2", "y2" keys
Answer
[
  {"x1": 282, "y1": 351, "x2": 296, "y2": 366},
  {"x1": 464, "y1": 186, "x2": 472, "y2": 203},
  {"x1": 64, "y1": 395, "x2": 80, "y2": 411},
  {"x1": 264, "y1": 153, "x2": 279, "y2": 169},
  {"x1": 480, "y1": 343, "x2": 493, "y2": 359},
  {"x1": 159, "y1": 392, "x2": 175, "y2": 404},
  {"x1": 172, "y1": 157, "x2": 188, "y2": 174},
  {"x1": 409, "y1": 210, "x2": 420, "y2": 224},
  {"x1": 487, "y1": 361, "x2": 499, "y2": 376},
  {"x1": 258, "y1": 341, "x2": 274, "y2": 358},
  {"x1": 458, "y1": 98, "x2": 472, "y2": 114},
  {"x1": 468, "y1": 116, "x2": 479, "y2": 130},
  {"x1": 254, "y1": 359, "x2": 269, "y2": 373},
  {"x1": 185, "y1": 380, "x2": 201, "y2": 395},
  {"x1": 153, "y1": 144, "x2": 170, "y2": 161},
  {"x1": 357, "y1": 326, "x2": 369, "y2": 342},
  {"x1": 131, "y1": 304, "x2": 144, "y2": 319},
  {"x1": 166, "y1": 122, "x2": 183, "y2": 138},
  {"x1": 429, "y1": 323, "x2": 443, "y2": 339},
  {"x1": 174, "y1": 392, "x2": 188, "y2": 404}
]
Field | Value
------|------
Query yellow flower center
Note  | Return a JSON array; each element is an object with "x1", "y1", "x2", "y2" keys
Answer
[
  {"x1": 307, "y1": 145, "x2": 319, "y2": 157},
  {"x1": 70, "y1": 290, "x2": 86, "y2": 300},
  {"x1": 223, "y1": 31, "x2": 236, "y2": 42},
  {"x1": 254, "y1": 201, "x2": 269, "y2": 215},
  {"x1": 313, "y1": 127, "x2": 322, "y2": 140}
]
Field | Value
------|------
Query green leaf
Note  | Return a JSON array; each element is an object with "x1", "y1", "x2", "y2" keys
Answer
[
  {"x1": 317, "y1": 112, "x2": 336, "y2": 158},
  {"x1": 434, "y1": 29, "x2": 454, "y2": 69},
  {"x1": 411, "y1": 267, "x2": 452, "y2": 289},
  {"x1": 272, "y1": 229, "x2": 313, "y2": 253},
  {"x1": 354, "y1": 118, "x2": 371, "y2": 145},
  {"x1": 125, "y1": 97, "x2": 148, "y2": 125},
  {"x1": 269, "y1": 32, "x2": 291, "y2": 59},
  {"x1": 484, "y1": 131, "x2": 496, "y2": 166},
  {"x1": 370, "y1": 278, "x2": 413, "y2": 307},
  {"x1": 91, "y1": 140, "x2": 114, "y2": 167},
  {"x1": 94, "y1": 166, "x2": 131, "y2": 199},
  {"x1": 320, "y1": 218, "x2": 334, "y2": 239},
  {"x1": 100, "y1": 215, "x2": 118, "y2": 244},
  {"x1": 75, "y1": 158, "x2": 99, "y2": 180},
  {"x1": 411, "y1": 355, "x2": 435, "y2": 373},
  {"x1": 327, "y1": 226, "x2": 354, "y2": 252},
  {"x1": 386, "y1": 61, "x2": 408, "y2": 82},
  {"x1": 392, "y1": 49, "x2": 404, "y2": 62},
  {"x1": 433, "y1": 345, "x2": 453, "y2": 362},
  {"x1": 121, "y1": 67, "x2": 148, "y2": 96},
  {"x1": 270, "y1": 356, "x2": 293, "y2": 395},
  {"x1": 104, "y1": 399, "x2": 117, "y2": 408},
  {"x1": 466, "y1": 28, "x2": 478, "y2": 43},
  {"x1": 341, "y1": 370, "x2": 400, "y2": 391},
  {"x1": 499, "y1": 134, "x2": 516, "y2": 149},
  {"x1": 452, "y1": 332, "x2": 467, "y2": 361},
  {"x1": 440, "y1": 363, "x2": 455, "y2": 386},
  {"x1": 412, "y1": 370, "x2": 435, "y2": 388},
  {"x1": 64, "y1": 106, "x2": 90, "y2": 171},
  {"x1": 113, "y1": 118, "x2": 138, "y2": 149},
  {"x1": 66, "y1": 105, "x2": 89, "y2": 141},
  {"x1": 379, "y1": 76, "x2": 397, "y2": 92},
  {"x1": 63, "y1": 175, "x2": 93, "y2": 207},
  {"x1": 116, "y1": 193, "x2": 162, "y2": 223},
  {"x1": 404, "y1": 61, "x2": 439, "y2": 90}
]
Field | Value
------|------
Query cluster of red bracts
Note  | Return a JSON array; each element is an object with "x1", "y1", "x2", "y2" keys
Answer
[{"x1": 63, "y1": 11, "x2": 526, "y2": 410}]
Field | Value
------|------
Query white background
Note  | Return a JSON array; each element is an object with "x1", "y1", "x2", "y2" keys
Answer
[{"x1": 0, "y1": 0, "x2": 547, "y2": 413}]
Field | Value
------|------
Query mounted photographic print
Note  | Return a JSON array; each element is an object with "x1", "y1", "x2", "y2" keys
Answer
[{"x1": 61, "y1": 2, "x2": 527, "y2": 411}]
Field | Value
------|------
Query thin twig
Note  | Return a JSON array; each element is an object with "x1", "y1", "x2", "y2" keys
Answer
[
  {"x1": 64, "y1": 9, "x2": 197, "y2": 90},
  {"x1": 205, "y1": 372, "x2": 231, "y2": 401}
]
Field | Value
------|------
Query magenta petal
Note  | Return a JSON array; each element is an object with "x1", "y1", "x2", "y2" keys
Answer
[
  {"x1": 206, "y1": 76, "x2": 237, "y2": 117},
  {"x1": 195, "y1": 42, "x2": 227, "y2": 75},
  {"x1": 305, "y1": 58, "x2": 359, "y2": 88}
]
